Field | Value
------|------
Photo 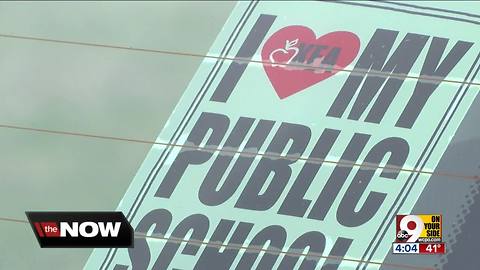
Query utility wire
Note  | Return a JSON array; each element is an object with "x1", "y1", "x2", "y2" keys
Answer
[
  {"x1": 0, "y1": 33, "x2": 479, "y2": 87},
  {"x1": 1, "y1": 123, "x2": 479, "y2": 182}
]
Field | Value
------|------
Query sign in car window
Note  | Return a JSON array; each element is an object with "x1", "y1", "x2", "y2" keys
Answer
[{"x1": 87, "y1": 1, "x2": 480, "y2": 269}]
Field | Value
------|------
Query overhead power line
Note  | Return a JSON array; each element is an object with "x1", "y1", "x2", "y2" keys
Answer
[
  {"x1": 0, "y1": 123, "x2": 479, "y2": 182},
  {"x1": 0, "y1": 33, "x2": 479, "y2": 87}
]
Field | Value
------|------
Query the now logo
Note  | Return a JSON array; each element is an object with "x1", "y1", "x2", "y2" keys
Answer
[
  {"x1": 26, "y1": 212, "x2": 133, "y2": 248},
  {"x1": 33, "y1": 221, "x2": 121, "y2": 238}
]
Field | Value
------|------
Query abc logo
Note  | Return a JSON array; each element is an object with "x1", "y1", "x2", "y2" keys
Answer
[{"x1": 396, "y1": 230, "x2": 411, "y2": 242}]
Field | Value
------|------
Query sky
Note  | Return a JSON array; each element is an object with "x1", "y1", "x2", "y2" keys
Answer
[{"x1": 0, "y1": 2, "x2": 235, "y2": 269}]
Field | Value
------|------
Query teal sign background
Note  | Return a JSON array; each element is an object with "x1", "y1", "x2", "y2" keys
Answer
[{"x1": 87, "y1": 1, "x2": 480, "y2": 269}]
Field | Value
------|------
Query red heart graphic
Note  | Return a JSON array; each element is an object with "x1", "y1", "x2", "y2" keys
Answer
[{"x1": 261, "y1": 25, "x2": 360, "y2": 99}]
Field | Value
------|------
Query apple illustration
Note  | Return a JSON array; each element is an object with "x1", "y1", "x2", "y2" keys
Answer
[{"x1": 269, "y1": 39, "x2": 299, "y2": 68}]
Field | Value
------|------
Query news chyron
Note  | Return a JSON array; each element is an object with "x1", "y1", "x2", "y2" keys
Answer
[
  {"x1": 393, "y1": 214, "x2": 446, "y2": 255},
  {"x1": 25, "y1": 212, "x2": 133, "y2": 248}
]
